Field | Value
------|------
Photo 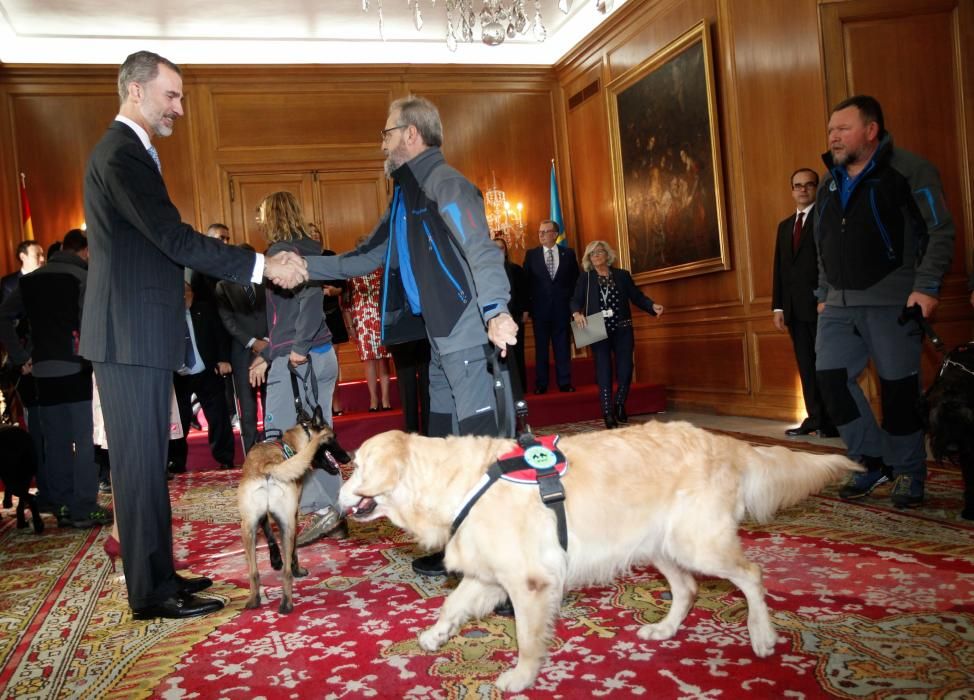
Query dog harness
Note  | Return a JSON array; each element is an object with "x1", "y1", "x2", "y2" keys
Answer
[
  {"x1": 261, "y1": 437, "x2": 296, "y2": 459},
  {"x1": 450, "y1": 434, "x2": 569, "y2": 551}
]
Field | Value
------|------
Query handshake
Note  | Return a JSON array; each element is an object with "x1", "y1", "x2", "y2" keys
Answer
[{"x1": 264, "y1": 251, "x2": 309, "y2": 289}]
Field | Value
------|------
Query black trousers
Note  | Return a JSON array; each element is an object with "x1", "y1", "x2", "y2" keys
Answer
[
  {"x1": 788, "y1": 317, "x2": 832, "y2": 429},
  {"x1": 92, "y1": 362, "x2": 180, "y2": 609},
  {"x1": 389, "y1": 338, "x2": 431, "y2": 435},
  {"x1": 170, "y1": 368, "x2": 235, "y2": 469},
  {"x1": 229, "y1": 343, "x2": 265, "y2": 453},
  {"x1": 532, "y1": 309, "x2": 572, "y2": 389},
  {"x1": 591, "y1": 324, "x2": 635, "y2": 407}
]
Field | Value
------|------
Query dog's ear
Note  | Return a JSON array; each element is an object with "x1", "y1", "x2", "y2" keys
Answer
[{"x1": 311, "y1": 406, "x2": 325, "y2": 431}]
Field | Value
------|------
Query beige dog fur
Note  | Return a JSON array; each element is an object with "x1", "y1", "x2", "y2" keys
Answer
[{"x1": 339, "y1": 420, "x2": 861, "y2": 692}]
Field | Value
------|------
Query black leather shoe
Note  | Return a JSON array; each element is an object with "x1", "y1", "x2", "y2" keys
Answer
[
  {"x1": 817, "y1": 426, "x2": 840, "y2": 438},
  {"x1": 559, "y1": 384, "x2": 576, "y2": 393},
  {"x1": 131, "y1": 592, "x2": 223, "y2": 620},
  {"x1": 615, "y1": 405, "x2": 628, "y2": 424},
  {"x1": 218, "y1": 463, "x2": 236, "y2": 470},
  {"x1": 533, "y1": 387, "x2": 547, "y2": 395},
  {"x1": 785, "y1": 420, "x2": 817, "y2": 437},
  {"x1": 176, "y1": 574, "x2": 213, "y2": 595},
  {"x1": 493, "y1": 597, "x2": 515, "y2": 617},
  {"x1": 167, "y1": 461, "x2": 186, "y2": 474},
  {"x1": 412, "y1": 551, "x2": 447, "y2": 577},
  {"x1": 603, "y1": 414, "x2": 618, "y2": 430}
]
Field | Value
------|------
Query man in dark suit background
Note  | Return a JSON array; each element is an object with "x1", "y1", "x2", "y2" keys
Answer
[
  {"x1": 523, "y1": 220, "x2": 579, "y2": 394},
  {"x1": 168, "y1": 280, "x2": 236, "y2": 473},
  {"x1": 215, "y1": 243, "x2": 268, "y2": 453},
  {"x1": 772, "y1": 167, "x2": 836, "y2": 438},
  {"x1": 80, "y1": 50, "x2": 306, "y2": 620}
]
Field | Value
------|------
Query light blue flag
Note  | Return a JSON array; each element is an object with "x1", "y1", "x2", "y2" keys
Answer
[{"x1": 550, "y1": 160, "x2": 566, "y2": 246}]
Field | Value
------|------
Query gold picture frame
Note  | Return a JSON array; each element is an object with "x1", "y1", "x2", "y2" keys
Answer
[{"x1": 606, "y1": 20, "x2": 730, "y2": 284}]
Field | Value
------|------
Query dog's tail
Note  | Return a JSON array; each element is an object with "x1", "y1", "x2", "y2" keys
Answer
[
  {"x1": 261, "y1": 434, "x2": 327, "y2": 483},
  {"x1": 738, "y1": 443, "x2": 863, "y2": 523}
]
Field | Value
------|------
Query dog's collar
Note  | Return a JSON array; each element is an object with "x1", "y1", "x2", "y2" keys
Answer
[{"x1": 450, "y1": 434, "x2": 569, "y2": 551}]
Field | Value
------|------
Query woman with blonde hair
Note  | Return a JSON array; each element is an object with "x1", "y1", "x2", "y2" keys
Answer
[
  {"x1": 571, "y1": 240, "x2": 663, "y2": 429},
  {"x1": 249, "y1": 191, "x2": 345, "y2": 545}
]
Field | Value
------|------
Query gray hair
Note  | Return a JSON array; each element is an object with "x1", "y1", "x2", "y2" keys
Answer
[
  {"x1": 581, "y1": 240, "x2": 617, "y2": 271},
  {"x1": 389, "y1": 96, "x2": 443, "y2": 148},
  {"x1": 118, "y1": 51, "x2": 181, "y2": 104}
]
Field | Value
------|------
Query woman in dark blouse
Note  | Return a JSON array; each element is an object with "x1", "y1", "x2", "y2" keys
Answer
[{"x1": 571, "y1": 240, "x2": 663, "y2": 429}]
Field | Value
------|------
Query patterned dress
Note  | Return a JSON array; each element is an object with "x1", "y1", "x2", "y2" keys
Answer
[{"x1": 347, "y1": 268, "x2": 390, "y2": 361}]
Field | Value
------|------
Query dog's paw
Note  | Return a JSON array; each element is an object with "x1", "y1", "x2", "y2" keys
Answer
[
  {"x1": 418, "y1": 628, "x2": 447, "y2": 652},
  {"x1": 749, "y1": 624, "x2": 778, "y2": 658},
  {"x1": 269, "y1": 551, "x2": 284, "y2": 571},
  {"x1": 244, "y1": 595, "x2": 261, "y2": 610},
  {"x1": 292, "y1": 565, "x2": 309, "y2": 578},
  {"x1": 495, "y1": 665, "x2": 538, "y2": 693},
  {"x1": 278, "y1": 599, "x2": 294, "y2": 615},
  {"x1": 637, "y1": 621, "x2": 679, "y2": 641}
]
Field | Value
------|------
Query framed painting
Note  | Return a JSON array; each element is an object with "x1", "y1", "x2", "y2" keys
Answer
[{"x1": 606, "y1": 20, "x2": 729, "y2": 283}]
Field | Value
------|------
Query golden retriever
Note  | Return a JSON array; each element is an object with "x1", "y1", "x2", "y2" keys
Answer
[
  {"x1": 238, "y1": 420, "x2": 350, "y2": 614},
  {"x1": 338, "y1": 420, "x2": 862, "y2": 692}
]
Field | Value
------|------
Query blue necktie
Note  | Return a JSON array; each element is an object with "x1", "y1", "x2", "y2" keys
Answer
[{"x1": 147, "y1": 146, "x2": 162, "y2": 173}]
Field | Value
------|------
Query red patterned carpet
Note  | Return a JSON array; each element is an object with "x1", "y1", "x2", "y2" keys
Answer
[{"x1": 1, "y1": 418, "x2": 973, "y2": 699}]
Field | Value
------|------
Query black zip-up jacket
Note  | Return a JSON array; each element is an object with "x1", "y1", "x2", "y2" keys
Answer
[
  {"x1": 814, "y1": 134, "x2": 954, "y2": 306},
  {"x1": 0, "y1": 251, "x2": 89, "y2": 377}
]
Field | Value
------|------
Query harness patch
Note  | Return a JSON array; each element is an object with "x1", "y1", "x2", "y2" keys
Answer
[{"x1": 497, "y1": 435, "x2": 568, "y2": 484}]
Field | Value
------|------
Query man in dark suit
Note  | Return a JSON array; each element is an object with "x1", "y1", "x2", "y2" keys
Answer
[
  {"x1": 80, "y1": 50, "x2": 306, "y2": 620},
  {"x1": 169, "y1": 280, "x2": 236, "y2": 472},
  {"x1": 772, "y1": 168, "x2": 836, "y2": 438},
  {"x1": 523, "y1": 220, "x2": 579, "y2": 393},
  {"x1": 215, "y1": 244, "x2": 268, "y2": 453}
]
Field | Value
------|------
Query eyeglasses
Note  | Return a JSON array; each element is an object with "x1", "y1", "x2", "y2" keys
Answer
[
  {"x1": 381, "y1": 125, "x2": 407, "y2": 141},
  {"x1": 590, "y1": 249, "x2": 607, "y2": 256},
  {"x1": 792, "y1": 182, "x2": 818, "y2": 190}
]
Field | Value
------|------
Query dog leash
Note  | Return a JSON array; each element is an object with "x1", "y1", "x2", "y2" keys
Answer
[{"x1": 898, "y1": 303, "x2": 945, "y2": 352}]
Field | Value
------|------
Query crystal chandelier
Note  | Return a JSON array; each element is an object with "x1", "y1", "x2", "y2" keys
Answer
[
  {"x1": 484, "y1": 173, "x2": 525, "y2": 249},
  {"x1": 361, "y1": 1, "x2": 614, "y2": 52}
]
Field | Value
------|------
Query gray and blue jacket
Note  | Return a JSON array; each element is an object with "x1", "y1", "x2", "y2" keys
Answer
[
  {"x1": 305, "y1": 147, "x2": 510, "y2": 355},
  {"x1": 814, "y1": 133, "x2": 954, "y2": 307}
]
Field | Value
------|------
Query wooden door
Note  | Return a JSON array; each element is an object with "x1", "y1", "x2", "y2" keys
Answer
[
  {"x1": 820, "y1": 0, "x2": 974, "y2": 386},
  {"x1": 228, "y1": 171, "x2": 315, "y2": 249},
  {"x1": 314, "y1": 168, "x2": 389, "y2": 254}
]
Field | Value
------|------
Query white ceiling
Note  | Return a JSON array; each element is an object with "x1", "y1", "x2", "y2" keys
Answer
[{"x1": 0, "y1": 0, "x2": 628, "y2": 65}]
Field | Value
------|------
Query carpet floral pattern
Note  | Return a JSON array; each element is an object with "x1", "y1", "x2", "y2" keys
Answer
[{"x1": 1, "y1": 419, "x2": 972, "y2": 698}]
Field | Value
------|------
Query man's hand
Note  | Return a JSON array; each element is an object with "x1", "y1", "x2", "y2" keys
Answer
[
  {"x1": 288, "y1": 350, "x2": 307, "y2": 366},
  {"x1": 817, "y1": 302, "x2": 826, "y2": 314},
  {"x1": 323, "y1": 284, "x2": 342, "y2": 297},
  {"x1": 20, "y1": 358, "x2": 32, "y2": 375},
  {"x1": 906, "y1": 291, "x2": 938, "y2": 318},
  {"x1": 248, "y1": 356, "x2": 268, "y2": 387},
  {"x1": 487, "y1": 313, "x2": 519, "y2": 356},
  {"x1": 265, "y1": 251, "x2": 308, "y2": 289},
  {"x1": 652, "y1": 303, "x2": 664, "y2": 317},
  {"x1": 251, "y1": 338, "x2": 269, "y2": 355},
  {"x1": 773, "y1": 310, "x2": 786, "y2": 331},
  {"x1": 215, "y1": 361, "x2": 232, "y2": 375}
]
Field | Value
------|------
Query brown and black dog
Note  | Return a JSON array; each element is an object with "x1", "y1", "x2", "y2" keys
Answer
[{"x1": 237, "y1": 416, "x2": 350, "y2": 613}]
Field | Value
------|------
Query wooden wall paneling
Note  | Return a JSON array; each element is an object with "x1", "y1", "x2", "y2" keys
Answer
[
  {"x1": 314, "y1": 168, "x2": 388, "y2": 254},
  {"x1": 724, "y1": 0, "x2": 828, "y2": 309},
  {"x1": 1, "y1": 89, "x2": 21, "y2": 272},
  {"x1": 10, "y1": 92, "x2": 117, "y2": 247},
  {"x1": 637, "y1": 327, "x2": 749, "y2": 393},
  {"x1": 563, "y1": 62, "x2": 615, "y2": 256}
]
